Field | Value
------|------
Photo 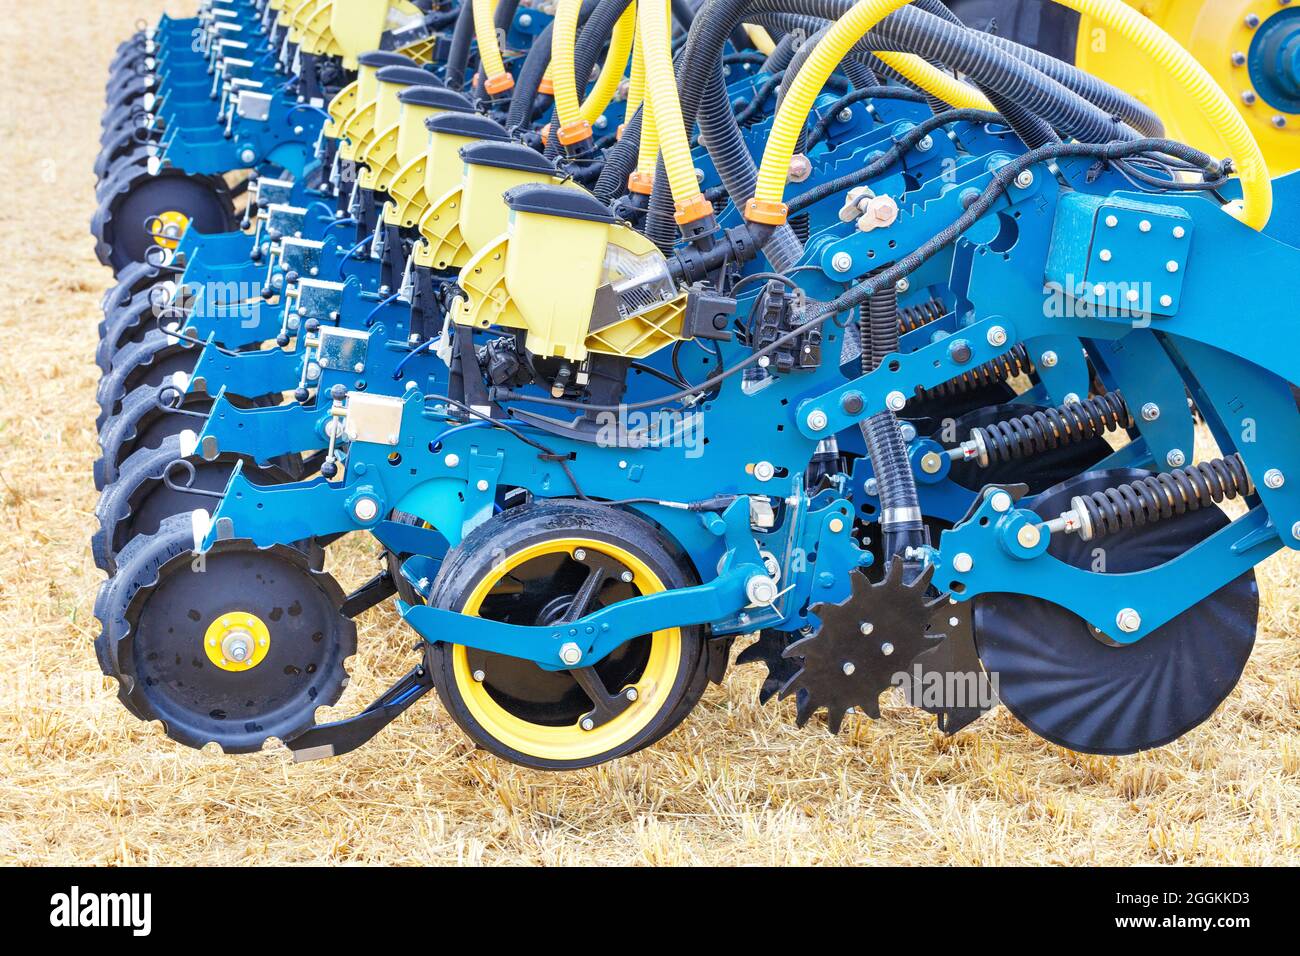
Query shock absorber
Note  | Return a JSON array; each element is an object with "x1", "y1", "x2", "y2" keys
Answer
[
  {"x1": 1044, "y1": 455, "x2": 1254, "y2": 542},
  {"x1": 949, "y1": 390, "x2": 1131, "y2": 468}
]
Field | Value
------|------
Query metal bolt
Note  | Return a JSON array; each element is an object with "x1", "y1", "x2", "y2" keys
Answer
[
  {"x1": 829, "y1": 518, "x2": 845, "y2": 533},
  {"x1": 836, "y1": 108, "x2": 853, "y2": 123},
  {"x1": 1064, "y1": 393, "x2": 1081, "y2": 405},
  {"x1": 952, "y1": 553, "x2": 974, "y2": 573},
  {"x1": 1017, "y1": 524, "x2": 1042, "y2": 548},
  {"x1": 1243, "y1": 90, "x2": 1259, "y2": 105},
  {"x1": 519, "y1": 12, "x2": 533, "y2": 26},
  {"x1": 1040, "y1": 350, "x2": 1059, "y2": 368},
  {"x1": 1160, "y1": 295, "x2": 1174, "y2": 308},
  {"x1": 1105, "y1": 215, "x2": 1119, "y2": 228},
  {"x1": 1139, "y1": 219, "x2": 1152, "y2": 233},
  {"x1": 1173, "y1": 226, "x2": 1187, "y2": 239},
  {"x1": 574, "y1": 549, "x2": 586, "y2": 560},
  {"x1": 625, "y1": 688, "x2": 638, "y2": 701},
  {"x1": 1116, "y1": 608, "x2": 1142, "y2": 633},
  {"x1": 1014, "y1": 170, "x2": 1035, "y2": 188},
  {"x1": 1292, "y1": 521, "x2": 1300, "y2": 541},
  {"x1": 886, "y1": 390, "x2": 907, "y2": 412},
  {"x1": 916, "y1": 135, "x2": 934, "y2": 152},
  {"x1": 921, "y1": 452, "x2": 944, "y2": 475},
  {"x1": 989, "y1": 491, "x2": 1012, "y2": 513},
  {"x1": 1264, "y1": 468, "x2": 1286, "y2": 489},
  {"x1": 807, "y1": 409, "x2": 829, "y2": 431},
  {"x1": 1141, "y1": 402, "x2": 1161, "y2": 422},
  {"x1": 476, "y1": 479, "x2": 489, "y2": 492},
  {"x1": 754, "y1": 460, "x2": 775, "y2": 481},
  {"x1": 986, "y1": 326, "x2": 1008, "y2": 347},
  {"x1": 444, "y1": 453, "x2": 460, "y2": 468},
  {"x1": 1232, "y1": 51, "x2": 1247, "y2": 67},
  {"x1": 240, "y1": 147, "x2": 256, "y2": 164},
  {"x1": 831, "y1": 252, "x2": 853, "y2": 273},
  {"x1": 352, "y1": 497, "x2": 379, "y2": 522},
  {"x1": 1246, "y1": 13, "x2": 1261, "y2": 27},
  {"x1": 580, "y1": 718, "x2": 595, "y2": 731},
  {"x1": 746, "y1": 575, "x2": 778, "y2": 606},
  {"x1": 1166, "y1": 260, "x2": 1180, "y2": 273},
  {"x1": 472, "y1": 669, "x2": 485, "y2": 682},
  {"x1": 899, "y1": 423, "x2": 917, "y2": 442},
  {"x1": 859, "y1": 622, "x2": 874, "y2": 635},
  {"x1": 842, "y1": 662, "x2": 856, "y2": 676},
  {"x1": 1099, "y1": 249, "x2": 1112, "y2": 262},
  {"x1": 880, "y1": 642, "x2": 895, "y2": 657},
  {"x1": 1274, "y1": 116, "x2": 1289, "y2": 128},
  {"x1": 559, "y1": 642, "x2": 583, "y2": 665},
  {"x1": 620, "y1": 570, "x2": 634, "y2": 583},
  {"x1": 1167, "y1": 449, "x2": 1187, "y2": 468}
]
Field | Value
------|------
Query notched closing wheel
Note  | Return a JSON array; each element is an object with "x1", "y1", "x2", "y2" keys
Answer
[
  {"x1": 426, "y1": 500, "x2": 711, "y2": 770},
  {"x1": 97, "y1": 515, "x2": 356, "y2": 753}
]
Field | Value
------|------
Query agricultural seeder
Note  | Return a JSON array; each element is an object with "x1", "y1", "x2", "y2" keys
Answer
[{"x1": 88, "y1": 0, "x2": 1300, "y2": 769}]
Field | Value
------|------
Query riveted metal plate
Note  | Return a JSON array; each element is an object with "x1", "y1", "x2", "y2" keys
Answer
[
  {"x1": 237, "y1": 90, "x2": 272, "y2": 122},
  {"x1": 317, "y1": 326, "x2": 369, "y2": 372},
  {"x1": 344, "y1": 392, "x2": 404, "y2": 446}
]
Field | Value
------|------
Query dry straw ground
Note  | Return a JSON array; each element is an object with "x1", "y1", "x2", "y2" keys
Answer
[{"x1": 0, "y1": 1, "x2": 1297, "y2": 867}]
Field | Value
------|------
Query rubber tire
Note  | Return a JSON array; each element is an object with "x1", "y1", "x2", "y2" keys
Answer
[{"x1": 426, "y1": 500, "x2": 710, "y2": 770}]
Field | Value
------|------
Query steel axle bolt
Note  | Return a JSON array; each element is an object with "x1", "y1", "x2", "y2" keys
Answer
[
  {"x1": 989, "y1": 491, "x2": 1012, "y2": 513},
  {"x1": 1116, "y1": 608, "x2": 1142, "y2": 633},
  {"x1": 1017, "y1": 524, "x2": 1042, "y2": 549},
  {"x1": 352, "y1": 497, "x2": 379, "y2": 522}
]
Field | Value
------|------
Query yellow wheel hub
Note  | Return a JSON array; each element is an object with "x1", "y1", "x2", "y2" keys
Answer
[
  {"x1": 451, "y1": 538, "x2": 683, "y2": 763},
  {"x1": 150, "y1": 209, "x2": 190, "y2": 250},
  {"x1": 1076, "y1": 0, "x2": 1300, "y2": 176},
  {"x1": 203, "y1": 612, "x2": 272, "y2": 672}
]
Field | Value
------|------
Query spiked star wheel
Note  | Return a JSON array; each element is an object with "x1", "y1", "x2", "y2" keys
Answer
[{"x1": 778, "y1": 558, "x2": 950, "y2": 732}]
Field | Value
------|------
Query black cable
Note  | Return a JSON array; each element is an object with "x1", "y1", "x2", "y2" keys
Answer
[{"x1": 495, "y1": 138, "x2": 1224, "y2": 415}]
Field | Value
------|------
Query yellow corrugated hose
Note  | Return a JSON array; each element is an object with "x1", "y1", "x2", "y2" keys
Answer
[
  {"x1": 581, "y1": 2, "x2": 637, "y2": 124},
  {"x1": 748, "y1": 0, "x2": 915, "y2": 223},
  {"x1": 874, "y1": 50, "x2": 992, "y2": 111},
  {"x1": 473, "y1": 0, "x2": 513, "y2": 94},
  {"x1": 751, "y1": 0, "x2": 1271, "y2": 230},
  {"x1": 639, "y1": 0, "x2": 710, "y2": 220},
  {"x1": 1052, "y1": 0, "x2": 1270, "y2": 230},
  {"x1": 550, "y1": 0, "x2": 590, "y2": 143}
]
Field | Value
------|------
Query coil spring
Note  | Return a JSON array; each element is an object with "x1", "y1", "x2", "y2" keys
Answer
[
  {"x1": 898, "y1": 298, "x2": 947, "y2": 335},
  {"x1": 911, "y1": 344, "x2": 1033, "y2": 404},
  {"x1": 971, "y1": 390, "x2": 1131, "y2": 466},
  {"x1": 1073, "y1": 455, "x2": 1254, "y2": 541}
]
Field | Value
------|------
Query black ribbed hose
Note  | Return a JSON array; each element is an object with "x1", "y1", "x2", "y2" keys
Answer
[
  {"x1": 444, "y1": 0, "x2": 476, "y2": 92},
  {"x1": 859, "y1": 283, "x2": 925, "y2": 563}
]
